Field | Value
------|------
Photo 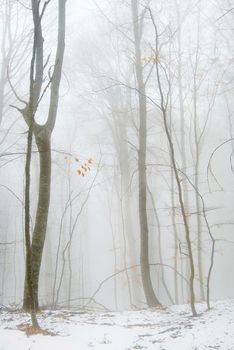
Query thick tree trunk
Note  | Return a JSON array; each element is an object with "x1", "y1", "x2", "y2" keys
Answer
[
  {"x1": 138, "y1": 145, "x2": 161, "y2": 307},
  {"x1": 24, "y1": 124, "x2": 39, "y2": 326},
  {"x1": 131, "y1": 0, "x2": 161, "y2": 307},
  {"x1": 22, "y1": 0, "x2": 66, "y2": 311},
  {"x1": 23, "y1": 130, "x2": 51, "y2": 311}
]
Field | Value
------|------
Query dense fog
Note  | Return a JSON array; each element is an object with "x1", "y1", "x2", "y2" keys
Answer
[{"x1": 0, "y1": 0, "x2": 234, "y2": 314}]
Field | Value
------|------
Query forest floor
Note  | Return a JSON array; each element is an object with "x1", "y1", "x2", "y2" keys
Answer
[{"x1": 0, "y1": 299, "x2": 233, "y2": 349}]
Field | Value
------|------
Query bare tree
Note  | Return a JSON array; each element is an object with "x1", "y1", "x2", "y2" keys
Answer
[
  {"x1": 11, "y1": 0, "x2": 66, "y2": 311},
  {"x1": 131, "y1": 0, "x2": 161, "y2": 307},
  {"x1": 147, "y1": 7, "x2": 197, "y2": 316}
]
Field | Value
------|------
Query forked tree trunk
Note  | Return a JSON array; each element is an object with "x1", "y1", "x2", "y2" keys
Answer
[{"x1": 22, "y1": 0, "x2": 66, "y2": 311}]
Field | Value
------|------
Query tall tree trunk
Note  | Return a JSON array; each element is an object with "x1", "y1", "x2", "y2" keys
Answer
[
  {"x1": 22, "y1": 0, "x2": 66, "y2": 311},
  {"x1": 148, "y1": 7, "x2": 197, "y2": 316},
  {"x1": 131, "y1": 0, "x2": 161, "y2": 307},
  {"x1": 107, "y1": 87, "x2": 143, "y2": 307},
  {"x1": 175, "y1": 0, "x2": 191, "y2": 302},
  {"x1": 192, "y1": 7, "x2": 205, "y2": 301},
  {"x1": 23, "y1": 131, "x2": 51, "y2": 310},
  {"x1": 24, "y1": 124, "x2": 39, "y2": 327}
]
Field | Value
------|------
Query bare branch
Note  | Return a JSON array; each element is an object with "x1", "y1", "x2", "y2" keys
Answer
[
  {"x1": 7, "y1": 67, "x2": 27, "y2": 105},
  {"x1": 216, "y1": 7, "x2": 234, "y2": 21}
]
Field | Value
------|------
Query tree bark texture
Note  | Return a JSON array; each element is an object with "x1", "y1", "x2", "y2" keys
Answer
[
  {"x1": 22, "y1": 0, "x2": 66, "y2": 311},
  {"x1": 23, "y1": 130, "x2": 51, "y2": 310},
  {"x1": 131, "y1": 0, "x2": 161, "y2": 307}
]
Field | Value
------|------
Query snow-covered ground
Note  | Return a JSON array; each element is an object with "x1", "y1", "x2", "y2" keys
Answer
[{"x1": 0, "y1": 300, "x2": 233, "y2": 350}]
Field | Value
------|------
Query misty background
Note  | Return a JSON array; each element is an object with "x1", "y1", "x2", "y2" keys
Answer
[{"x1": 0, "y1": 0, "x2": 234, "y2": 312}]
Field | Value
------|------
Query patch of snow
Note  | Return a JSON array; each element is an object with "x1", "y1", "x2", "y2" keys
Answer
[{"x1": 0, "y1": 300, "x2": 233, "y2": 350}]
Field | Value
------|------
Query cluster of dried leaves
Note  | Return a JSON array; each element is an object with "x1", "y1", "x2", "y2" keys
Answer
[{"x1": 17, "y1": 323, "x2": 56, "y2": 337}]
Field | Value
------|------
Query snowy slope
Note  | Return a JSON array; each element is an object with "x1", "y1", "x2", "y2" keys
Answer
[{"x1": 0, "y1": 300, "x2": 233, "y2": 350}]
